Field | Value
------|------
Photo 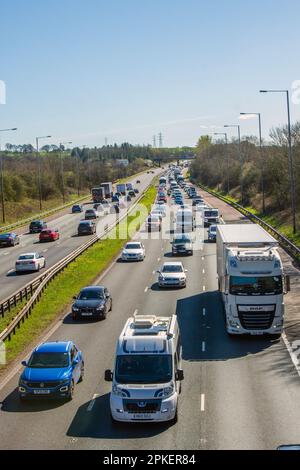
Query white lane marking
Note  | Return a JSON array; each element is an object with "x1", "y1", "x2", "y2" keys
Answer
[
  {"x1": 43, "y1": 249, "x2": 48, "y2": 253},
  {"x1": 157, "y1": 257, "x2": 161, "y2": 261},
  {"x1": 203, "y1": 308, "x2": 206, "y2": 316},
  {"x1": 202, "y1": 256, "x2": 205, "y2": 261},
  {"x1": 152, "y1": 270, "x2": 155, "y2": 275},
  {"x1": 202, "y1": 269, "x2": 205, "y2": 274},
  {"x1": 3, "y1": 252, "x2": 9, "y2": 256},
  {"x1": 133, "y1": 309, "x2": 138, "y2": 316},
  {"x1": 144, "y1": 286, "x2": 149, "y2": 293},
  {"x1": 202, "y1": 341, "x2": 206, "y2": 352},
  {"x1": 282, "y1": 332, "x2": 300, "y2": 377},
  {"x1": 87, "y1": 394, "x2": 100, "y2": 412},
  {"x1": 200, "y1": 394, "x2": 205, "y2": 411},
  {"x1": 203, "y1": 286, "x2": 206, "y2": 291}
]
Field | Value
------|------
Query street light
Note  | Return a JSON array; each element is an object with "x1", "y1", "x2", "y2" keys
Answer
[
  {"x1": 224, "y1": 124, "x2": 243, "y2": 204},
  {"x1": 36, "y1": 136, "x2": 51, "y2": 211},
  {"x1": 59, "y1": 141, "x2": 72, "y2": 204},
  {"x1": 0, "y1": 127, "x2": 18, "y2": 223},
  {"x1": 260, "y1": 89, "x2": 296, "y2": 233},
  {"x1": 240, "y1": 112, "x2": 265, "y2": 213},
  {"x1": 214, "y1": 132, "x2": 229, "y2": 193}
]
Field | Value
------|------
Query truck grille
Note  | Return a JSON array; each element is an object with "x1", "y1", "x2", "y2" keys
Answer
[
  {"x1": 238, "y1": 309, "x2": 275, "y2": 330},
  {"x1": 123, "y1": 400, "x2": 161, "y2": 414}
]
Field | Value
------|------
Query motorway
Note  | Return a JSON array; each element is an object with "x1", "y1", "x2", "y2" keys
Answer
[
  {"x1": 0, "y1": 169, "x2": 160, "y2": 302},
  {"x1": 0, "y1": 181, "x2": 300, "y2": 450}
]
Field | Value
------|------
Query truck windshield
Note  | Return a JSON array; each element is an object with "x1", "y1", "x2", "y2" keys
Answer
[
  {"x1": 230, "y1": 276, "x2": 283, "y2": 295},
  {"x1": 115, "y1": 355, "x2": 172, "y2": 384}
]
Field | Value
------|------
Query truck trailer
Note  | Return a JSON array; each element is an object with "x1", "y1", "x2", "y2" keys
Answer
[
  {"x1": 100, "y1": 182, "x2": 113, "y2": 199},
  {"x1": 216, "y1": 224, "x2": 289, "y2": 336},
  {"x1": 91, "y1": 187, "x2": 105, "y2": 203}
]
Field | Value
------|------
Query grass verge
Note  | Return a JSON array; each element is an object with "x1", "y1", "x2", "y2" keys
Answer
[{"x1": 0, "y1": 184, "x2": 156, "y2": 370}]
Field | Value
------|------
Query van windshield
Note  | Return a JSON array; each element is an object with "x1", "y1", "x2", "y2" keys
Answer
[{"x1": 115, "y1": 355, "x2": 172, "y2": 384}]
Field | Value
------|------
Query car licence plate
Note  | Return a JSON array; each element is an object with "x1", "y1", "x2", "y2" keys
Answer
[
  {"x1": 251, "y1": 331, "x2": 264, "y2": 335},
  {"x1": 33, "y1": 389, "x2": 50, "y2": 394},
  {"x1": 81, "y1": 312, "x2": 93, "y2": 316}
]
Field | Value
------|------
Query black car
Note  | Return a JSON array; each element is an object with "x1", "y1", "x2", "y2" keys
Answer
[
  {"x1": 126, "y1": 195, "x2": 132, "y2": 202},
  {"x1": 134, "y1": 188, "x2": 139, "y2": 194},
  {"x1": 72, "y1": 286, "x2": 112, "y2": 320},
  {"x1": 128, "y1": 190, "x2": 136, "y2": 197},
  {"x1": 207, "y1": 225, "x2": 217, "y2": 242},
  {"x1": 29, "y1": 220, "x2": 47, "y2": 233},
  {"x1": 172, "y1": 234, "x2": 193, "y2": 256},
  {"x1": 77, "y1": 220, "x2": 96, "y2": 235},
  {"x1": 0, "y1": 232, "x2": 20, "y2": 247},
  {"x1": 192, "y1": 198, "x2": 204, "y2": 206}
]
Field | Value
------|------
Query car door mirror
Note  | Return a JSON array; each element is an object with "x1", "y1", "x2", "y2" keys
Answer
[
  {"x1": 175, "y1": 369, "x2": 184, "y2": 381},
  {"x1": 106, "y1": 292, "x2": 110, "y2": 298},
  {"x1": 105, "y1": 369, "x2": 113, "y2": 381},
  {"x1": 73, "y1": 296, "x2": 77, "y2": 300},
  {"x1": 21, "y1": 360, "x2": 27, "y2": 367},
  {"x1": 73, "y1": 358, "x2": 79, "y2": 366}
]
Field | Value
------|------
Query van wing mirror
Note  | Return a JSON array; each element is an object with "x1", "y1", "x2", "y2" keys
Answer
[
  {"x1": 105, "y1": 369, "x2": 113, "y2": 382},
  {"x1": 175, "y1": 369, "x2": 184, "y2": 381}
]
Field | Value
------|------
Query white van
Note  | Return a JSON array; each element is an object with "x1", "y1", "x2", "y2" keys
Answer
[
  {"x1": 175, "y1": 209, "x2": 194, "y2": 232},
  {"x1": 105, "y1": 314, "x2": 184, "y2": 423}
]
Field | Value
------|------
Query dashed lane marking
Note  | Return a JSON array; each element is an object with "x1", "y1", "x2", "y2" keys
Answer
[
  {"x1": 87, "y1": 394, "x2": 100, "y2": 412},
  {"x1": 201, "y1": 394, "x2": 205, "y2": 411}
]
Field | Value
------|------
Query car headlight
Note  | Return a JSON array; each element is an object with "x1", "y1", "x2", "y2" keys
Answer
[
  {"x1": 96, "y1": 305, "x2": 104, "y2": 311},
  {"x1": 159, "y1": 275, "x2": 165, "y2": 281},
  {"x1": 19, "y1": 379, "x2": 28, "y2": 386},
  {"x1": 72, "y1": 306, "x2": 79, "y2": 312}
]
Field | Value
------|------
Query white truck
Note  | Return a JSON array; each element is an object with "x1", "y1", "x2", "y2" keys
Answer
[
  {"x1": 216, "y1": 224, "x2": 289, "y2": 336},
  {"x1": 175, "y1": 209, "x2": 194, "y2": 233}
]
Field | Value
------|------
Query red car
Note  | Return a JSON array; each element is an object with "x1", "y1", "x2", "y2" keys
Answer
[{"x1": 39, "y1": 228, "x2": 60, "y2": 242}]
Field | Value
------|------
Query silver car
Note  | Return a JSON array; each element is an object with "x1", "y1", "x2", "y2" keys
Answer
[{"x1": 157, "y1": 262, "x2": 187, "y2": 288}]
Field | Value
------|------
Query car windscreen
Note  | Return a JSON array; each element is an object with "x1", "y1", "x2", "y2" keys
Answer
[
  {"x1": 162, "y1": 265, "x2": 183, "y2": 273},
  {"x1": 115, "y1": 355, "x2": 172, "y2": 384},
  {"x1": 125, "y1": 244, "x2": 141, "y2": 250},
  {"x1": 78, "y1": 289, "x2": 104, "y2": 300},
  {"x1": 19, "y1": 255, "x2": 34, "y2": 260},
  {"x1": 28, "y1": 352, "x2": 69, "y2": 368},
  {"x1": 174, "y1": 237, "x2": 191, "y2": 244},
  {"x1": 229, "y1": 276, "x2": 283, "y2": 295}
]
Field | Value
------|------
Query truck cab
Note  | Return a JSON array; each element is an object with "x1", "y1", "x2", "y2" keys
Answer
[{"x1": 105, "y1": 314, "x2": 183, "y2": 423}]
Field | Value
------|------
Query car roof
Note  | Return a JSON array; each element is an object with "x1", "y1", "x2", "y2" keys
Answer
[
  {"x1": 34, "y1": 341, "x2": 72, "y2": 353},
  {"x1": 163, "y1": 261, "x2": 183, "y2": 266},
  {"x1": 80, "y1": 285, "x2": 105, "y2": 291}
]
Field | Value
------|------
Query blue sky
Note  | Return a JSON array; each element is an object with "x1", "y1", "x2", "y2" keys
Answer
[{"x1": 1, "y1": 0, "x2": 300, "y2": 147}]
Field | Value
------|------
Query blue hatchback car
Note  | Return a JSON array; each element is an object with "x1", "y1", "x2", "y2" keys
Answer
[
  {"x1": 18, "y1": 341, "x2": 84, "y2": 401},
  {"x1": 72, "y1": 204, "x2": 83, "y2": 213}
]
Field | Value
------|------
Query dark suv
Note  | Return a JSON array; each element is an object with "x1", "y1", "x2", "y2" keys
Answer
[
  {"x1": 77, "y1": 220, "x2": 96, "y2": 235},
  {"x1": 0, "y1": 232, "x2": 20, "y2": 247},
  {"x1": 172, "y1": 234, "x2": 193, "y2": 256},
  {"x1": 72, "y1": 286, "x2": 112, "y2": 320},
  {"x1": 29, "y1": 220, "x2": 47, "y2": 233}
]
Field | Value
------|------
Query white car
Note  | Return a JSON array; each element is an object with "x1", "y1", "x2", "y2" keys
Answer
[
  {"x1": 154, "y1": 204, "x2": 167, "y2": 217},
  {"x1": 122, "y1": 242, "x2": 145, "y2": 261},
  {"x1": 15, "y1": 252, "x2": 46, "y2": 273},
  {"x1": 157, "y1": 261, "x2": 187, "y2": 288}
]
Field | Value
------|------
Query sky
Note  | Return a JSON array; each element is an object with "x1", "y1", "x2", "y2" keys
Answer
[{"x1": 1, "y1": 0, "x2": 300, "y2": 148}]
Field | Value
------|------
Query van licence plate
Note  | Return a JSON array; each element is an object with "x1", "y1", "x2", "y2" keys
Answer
[{"x1": 133, "y1": 414, "x2": 152, "y2": 420}]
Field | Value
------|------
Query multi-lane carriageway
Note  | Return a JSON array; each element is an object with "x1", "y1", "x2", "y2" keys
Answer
[{"x1": 0, "y1": 181, "x2": 300, "y2": 450}]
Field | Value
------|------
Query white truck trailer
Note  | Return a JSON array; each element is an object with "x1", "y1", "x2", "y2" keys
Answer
[{"x1": 216, "y1": 224, "x2": 289, "y2": 336}]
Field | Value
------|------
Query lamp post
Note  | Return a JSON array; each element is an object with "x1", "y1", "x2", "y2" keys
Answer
[
  {"x1": 0, "y1": 127, "x2": 18, "y2": 223},
  {"x1": 214, "y1": 132, "x2": 229, "y2": 193},
  {"x1": 224, "y1": 124, "x2": 243, "y2": 204},
  {"x1": 240, "y1": 112, "x2": 265, "y2": 213},
  {"x1": 36, "y1": 136, "x2": 51, "y2": 211},
  {"x1": 260, "y1": 89, "x2": 296, "y2": 233},
  {"x1": 59, "y1": 142, "x2": 72, "y2": 204}
]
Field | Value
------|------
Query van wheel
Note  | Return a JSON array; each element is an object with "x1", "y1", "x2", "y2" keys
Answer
[
  {"x1": 171, "y1": 408, "x2": 178, "y2": 425},
  {"x1": 79, "y1": 363, "x2": 84, "y2": 382},
  {"x1": 68, "y1": 380, "x2": 75, "y2": 400}
]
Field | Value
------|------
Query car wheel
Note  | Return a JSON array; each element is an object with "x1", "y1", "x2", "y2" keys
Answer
[
  {"x1": 36, "y1": 264, "x2": 40, "y2": 272},
  {"x1": 79, "y1": 363, "x2": 84, "y2": 382},
  {"x1": 109, "y1": 300, "x2": 112, "y2": 312},
  {"x1": 68, "y1": 380, "x2": 75, "y2": 400},
  {"x1": 171, "y1": 407, "x2": 178, "y2": 425}
]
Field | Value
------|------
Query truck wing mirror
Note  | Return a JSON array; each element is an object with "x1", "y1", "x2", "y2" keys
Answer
[
  {"x1": 285, "y1": 275, "x2": 291, "y2": 293},
  {"x1": 175, "y1": 370, "x2": 184, "y2": 381}
]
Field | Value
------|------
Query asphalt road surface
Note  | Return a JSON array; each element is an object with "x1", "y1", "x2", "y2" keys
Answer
[
  {"x1": 0, "y1": 169, "x2": 161, "y2": 302},
  {"x1": 0, "y1": 182, "x2": 300, "y2": 450}
]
